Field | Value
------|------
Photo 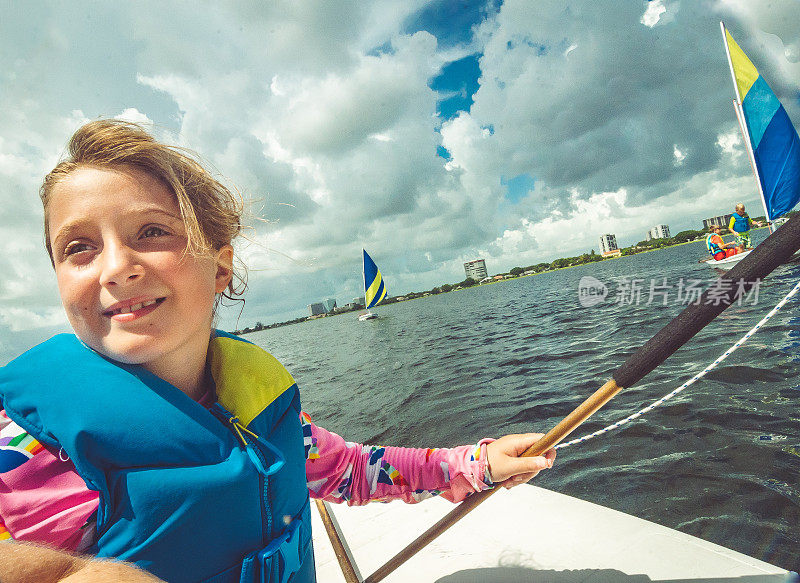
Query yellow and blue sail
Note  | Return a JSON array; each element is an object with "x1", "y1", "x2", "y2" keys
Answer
[
  {"x1": 724, "y1": 27, "x2": 800, "y2": 220},
  {"x1": 363, "y1": 249, "x2": 386, "y2": 309}
]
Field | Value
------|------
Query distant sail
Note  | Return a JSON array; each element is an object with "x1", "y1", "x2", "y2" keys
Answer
[
  {"x1": 363, "y1": 249, "x2": 387, "y2": 309},
  {"x1": 723, "y1": 26, "x2": 800, "y2": 220}
]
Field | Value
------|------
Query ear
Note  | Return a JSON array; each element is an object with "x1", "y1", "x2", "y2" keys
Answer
[{"x1": 214, "y1": 245, "x2": 235, "y2": 294}]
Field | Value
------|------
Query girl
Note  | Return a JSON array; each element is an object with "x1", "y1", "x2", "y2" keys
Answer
[{"x1": 0, "y1": 120, "x2": 556, "y2": 583}]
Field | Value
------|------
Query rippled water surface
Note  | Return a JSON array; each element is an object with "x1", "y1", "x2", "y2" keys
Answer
[{"x1": 247, "y1": 231, "x2": 800, "y2": 571}]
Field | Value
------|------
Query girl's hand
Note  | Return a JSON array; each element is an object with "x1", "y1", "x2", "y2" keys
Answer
[{"x1": 485, "y1": 433, "x2": 556, "y2": 489}]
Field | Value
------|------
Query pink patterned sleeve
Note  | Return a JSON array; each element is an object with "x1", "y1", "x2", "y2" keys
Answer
[
  {"x1": 0, "y1": 410, "x2": 99, "y2": 550},
  {"x1": 301, "y1": 412, "x2": 494, "y2": 506}
]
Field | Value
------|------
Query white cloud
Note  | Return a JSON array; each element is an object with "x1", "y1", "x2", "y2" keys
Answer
[
  {"x1": 641, "y1": 1, "x2": 667, "y2": 28},
  {"x1": 673, "y1": 144, "x2": 686, "y2": 165},
  {"x1": 370, "y1": 133, "x2": 393, "y2": 142},
  {"x1": 0, "y1": 149, "x2": 35, "y2": 178},
  {"x1": 0, "y1": 307, "x2": 67, "y2": 332},
  {"x1": 114, "y1": 108, "x2": 153, "y2": 125},
  {"x1": 716, "y1": 130, "x2": 742, "y2": 155}
]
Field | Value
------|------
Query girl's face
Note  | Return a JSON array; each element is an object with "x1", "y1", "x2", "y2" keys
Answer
[{"x1": 47, "y1": 165, "x2": 233, "y2": 378}]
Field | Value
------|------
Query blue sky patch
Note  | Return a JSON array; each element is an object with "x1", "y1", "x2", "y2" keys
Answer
[
  {"x1": 430, "y1": 54, "x2": 481, "y2": 119},
  {"x1": 366, "y1": 40, "x2": 396, "y2": 57},
  {"x1": 437, "y1": 145, "x2": 452, "y2": 160},
  {"x1": 404, "y1": 0, "x2": 500, "y2": 48},
  {"x1": 506, "y1": 38, "x2": 548, "y2": 55},
  {"x1": 502, "y1": 173, "x2": 536, "y2": 203}
]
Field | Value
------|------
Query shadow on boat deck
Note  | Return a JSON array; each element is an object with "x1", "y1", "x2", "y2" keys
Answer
[{"x1": 434, "y1": 567, "x2": 797, "y2": 583}]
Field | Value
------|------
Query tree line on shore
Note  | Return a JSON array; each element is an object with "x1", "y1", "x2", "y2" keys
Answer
[{"x1": 233, "y1": 214, "x2": 788, "y2": 335}]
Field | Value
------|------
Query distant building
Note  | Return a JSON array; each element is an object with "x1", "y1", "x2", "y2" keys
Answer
[
  {"x1": 703, "y1": 214, "x2": 733, "y2": 230},
  {"x1": 599, "y1": 234, "x2": 619, "y2": 256},
  {"x1": 353, "y1": 297, "x2": 366, "y2": 307},
  {"x1": 323, "y1": 298, "x2": 337, "y2": 312},
  {"x1": 646, "y1": 224, "x2": 671, "y2": 241},
  {"x1": 464, "y1": 259, "x2": 488, "y2": 281},
  {"x1": 308, "y1": 302, "x2": 326, "y2": 316}
]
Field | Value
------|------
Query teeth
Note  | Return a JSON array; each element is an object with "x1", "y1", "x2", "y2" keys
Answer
[{"x1": 110, "y1": 299, "x2": 160, "y2": 316}]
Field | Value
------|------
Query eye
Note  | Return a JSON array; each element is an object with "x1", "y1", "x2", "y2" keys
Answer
[
  {"x1": 63, "y1": 241, "x2": 92, "y2": 257},
  {"x1": 140, "y1": 225, "x2": 171, "y2": 239}
]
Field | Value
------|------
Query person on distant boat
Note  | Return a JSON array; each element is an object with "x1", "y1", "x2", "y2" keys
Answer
[
  {"x1": 727, "y1": 203, "x2": 762, "y2": 249},
  {"x1": 0, "y1": 120, "x2": 557, "y2": 583},
  {"x1": 707, "y1": 225, "x2": 741, "y2": 260}
]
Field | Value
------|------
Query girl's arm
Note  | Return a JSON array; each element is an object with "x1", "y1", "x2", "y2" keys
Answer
[
  {"x1": 0, "y1": 541, "x2": 162, "y2": 583},
  {"x1": 0, "y1": 410, "x2": 99, "y2": 551},
  {"x1": 301, "y1": 413, "x2": 554, "y2": 506}
]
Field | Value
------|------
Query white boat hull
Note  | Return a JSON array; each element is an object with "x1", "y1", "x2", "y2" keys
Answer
[
  {"x1": 703, "y1": 248, "x2": 753, "y2": 266},
  {"x1": 312, "y1": 484, "x2": 794, "y2": 582},
  {"x1": 358, "y1": 311, "x2": 378, "y2": 321}
]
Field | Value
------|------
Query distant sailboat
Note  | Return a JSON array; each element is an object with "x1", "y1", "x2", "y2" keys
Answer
[
  {"x1": 704, "y1": 23, "x2": 800, "y2": 267},
  {"x1": 359, "y1": 249, "x2": 386, "y2": 321}
]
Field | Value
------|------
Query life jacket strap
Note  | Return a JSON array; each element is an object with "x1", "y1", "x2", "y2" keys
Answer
[
  {"x1": 204, "y1": 508, "x2": 308, "y2": 583},
  {"x1": 210, "y1": 403, "x2": 286, "y2": 477},
  {"x1": 707, "y1": 236, "x2": 723, "y2": 256},
  {"x1": 255, "y1": 515, "x2": 304, "y2": 583}
]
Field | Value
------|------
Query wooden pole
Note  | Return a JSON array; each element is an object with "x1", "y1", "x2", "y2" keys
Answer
[
  {"x1": 362, "y1": 212, "x2": 800, "y2": 583},
  {"x1": 363, "y1": 379, "x2": 622, "y2": 583},
  {"x1": 315, "y1": 499, "x2": 362, "y2": 583}
]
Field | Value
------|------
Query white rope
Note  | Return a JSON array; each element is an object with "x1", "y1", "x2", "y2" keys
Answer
[{"x1": 556, "y1": 278, "x2": 800, "y2": 450}]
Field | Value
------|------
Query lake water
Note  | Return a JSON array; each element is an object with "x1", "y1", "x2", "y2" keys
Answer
[{"x1": 246, "y1": 230, "x2": 800, "y2": 571}]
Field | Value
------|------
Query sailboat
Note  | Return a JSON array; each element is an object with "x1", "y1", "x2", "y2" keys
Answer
[
  {"x1": 704, "y1": 23, "x2": 800, "y2": 267},
  {"x1": 358, "y1": 249, "x2": 386, "y2": 321}
]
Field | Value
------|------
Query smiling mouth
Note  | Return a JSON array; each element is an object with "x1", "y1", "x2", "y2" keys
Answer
[{"x1": 104, "y1": 297, "x2": 166, "y2": 318}]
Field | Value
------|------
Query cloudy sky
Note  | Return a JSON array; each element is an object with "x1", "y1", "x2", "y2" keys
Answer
[{"x1": 1, "y1": 0, "x2": 799, "y2": 363}]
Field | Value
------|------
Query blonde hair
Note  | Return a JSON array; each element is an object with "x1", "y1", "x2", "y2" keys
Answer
[{"x1": 40, "y1": 119, "x2": 246, "y2": 302}]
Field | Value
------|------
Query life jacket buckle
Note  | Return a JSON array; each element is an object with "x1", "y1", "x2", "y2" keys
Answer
[
  {"x1": 256, "y1": 518, "x2": 303, "y2": 583},
  {"x1": 211, "y1": 403, "x2": 286, "y2": 477}
]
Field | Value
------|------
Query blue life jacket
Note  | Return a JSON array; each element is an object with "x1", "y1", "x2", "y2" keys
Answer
[
  {"x1": 0, "y1": 331, "x2": 314, "y2": 583},
  {"x1": 706, "y1": 234, "x2": 724, "y2": 256},
  {"x1": 731, "y1": 212, "x2": 751, "y2": 233}
]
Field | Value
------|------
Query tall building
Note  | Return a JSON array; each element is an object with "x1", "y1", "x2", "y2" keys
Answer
[
  {"x1": 647, "y1": 224, "x2": 671, "y2": 240},
  {"x1": 599, "y1": 234, "x2": 619, "y2": 255},
  {"x1": 703, "y1": 214, "x2": 733, "y2": 230},
  {"x1": 323, "y1": 298, "x2": 337, "y2": 312},
  {"x1": 464, "y1": 259, "x2": 488, "y2": 281},
  {"x1": 308, "y1": 302, "x2": 326, "y2": 316}
]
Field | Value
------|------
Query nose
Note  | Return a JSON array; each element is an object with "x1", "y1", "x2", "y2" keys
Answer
[{"x1": 98, "y1": 240, "x2": 145, "y2": 287}]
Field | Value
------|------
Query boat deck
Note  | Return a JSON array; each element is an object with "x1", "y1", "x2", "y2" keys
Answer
[{"x1": 311, "y1": 484, "x2": 796, "y2": 582}]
